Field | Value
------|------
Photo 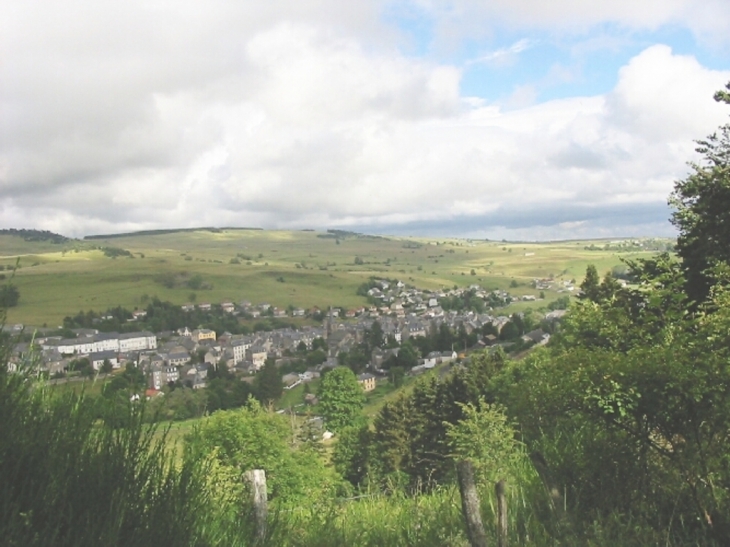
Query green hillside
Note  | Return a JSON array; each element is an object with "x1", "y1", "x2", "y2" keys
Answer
[{"x1": 0, "y1": 228, "x2": 670, "y2": 326}]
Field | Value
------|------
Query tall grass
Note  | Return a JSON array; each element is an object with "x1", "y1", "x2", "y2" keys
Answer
[
  {"x1": 257, "y1": 475, "x2": 561, "y2": 547},
  {"x1": 0, "y1": 353, "x2": 226, "y2": 546}
]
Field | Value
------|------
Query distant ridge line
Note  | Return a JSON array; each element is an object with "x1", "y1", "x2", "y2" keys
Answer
[
  {"x1": 0, "y1": 228, "x2": 70, "y2": 243},
  {"x1": 84, "y1": 227, "x2": 263, "y2": 240}
]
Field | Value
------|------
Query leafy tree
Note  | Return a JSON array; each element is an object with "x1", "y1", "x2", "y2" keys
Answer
[
  {"x1": 332, "y1": 423, "x2": 372, "y2": 486},
  {"x1": 445, "y1": 400, "x2": 528, "y2": 488},
  {"x1": 103, "y1": 362, "x2": 146, "y2": 397},
  {"x1": 185, "y1": 400, "x2": 338, "y2": 503},
  {"x1": 456, "y1": 323, "x2": 478, "y2": 350},
  {"x1": 0, "y1": 284, "x2": 19, "y2": 308},
  {"x1": 670, "y1": 81, "x2": 730, "y2": 303},
  {"x1": 435, "y1": 322, "x2": 454, "y2": 351},
  {"x1": 70, "y1": 357, "x2": 93, "y2": 377},
  {"x1": 366, "y1": 320, "x2": 384, "y2": 351},
  {"x1": 311, "y1": 337, "x2": 328, "y2": 351},
  {"x1": 388, "y1": 365, "x2": 405, "y2": 388},
  {"x1": 100, "y1": 359, "x2": 113, "y2": 374},
  {"x1": 338, "y1": 343, "x2": 370, "y2": 374},
  {"x1": 305, "y1": 348, "x2": 327, "y2": 367},
  {"x1": 498, "y1": 320, "x2": 520, "y2": 341},
  {"x1": 148, "y1": 386, "x2": 207, "y2": 421},
  {"x1": 317, "y1": 367, "x2": 365, "y2": 432},
  {"x1": 254, "y1": 358, "x2": 283, "y2": 404},
  {"x1": 205, "y1": 373, "x2": 253, "y2": 413},
  {"x1": 382, "y1": 340, "x2": 419, "y2": 371},
  {"x1": 579, "y1": 264, "x2": 601, "y2": 301},
  {"x1": 547, "y1": 295, "x2": 571, "y2": 311}
]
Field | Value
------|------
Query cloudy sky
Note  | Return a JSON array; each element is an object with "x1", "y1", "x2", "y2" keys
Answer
[{"x1": 1, "y1": 1, "x2": 729, "y2": 240}]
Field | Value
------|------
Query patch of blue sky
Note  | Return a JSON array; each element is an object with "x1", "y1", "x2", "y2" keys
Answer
[
  {"x1": 381, "y1": 2, "x2": 434, "y2": 57},
  {"x1": 481, "y1": 25, "x2": 727, "y2": 105},
  {"x1": 383, "y1": 11, "x2": 729, "y2": 106},
  {"x1": 631, "y1": 25, "x2": 728, "y2": 70}
]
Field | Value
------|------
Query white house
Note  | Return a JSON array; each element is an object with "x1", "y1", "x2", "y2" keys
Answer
[
  {"x1": 119, "y1": 332, "x2": 157, "y2": 352},
  {"x1": 232, "y1": 339, "x2": 252, "y2": 365}
]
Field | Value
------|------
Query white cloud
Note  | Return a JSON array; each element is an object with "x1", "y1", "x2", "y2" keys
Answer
[
  {"x1": 467, "y1": 39, "x2": 535, "y2": 67},
  {"x1": 0, "y1": 1, "x2": 729, "y2": 239}
]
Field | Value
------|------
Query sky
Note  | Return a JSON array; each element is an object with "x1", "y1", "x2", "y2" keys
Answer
[{"x1": 1, "y1": 1, "x2": 729, "y2": 240}]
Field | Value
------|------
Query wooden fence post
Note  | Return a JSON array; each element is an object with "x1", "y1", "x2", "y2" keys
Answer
[
  {"x1": 244, "y1": 469, "x2": 268, "y2": 543},
  {"x1": 457, "y1": 460, "x2": 488, "y2": 547},
  {"x1": 496, "y1": 479, "x2": 507, "y2": 547}
]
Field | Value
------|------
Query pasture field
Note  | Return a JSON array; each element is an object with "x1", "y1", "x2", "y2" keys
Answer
[{"x1": 0, "y1": 228, "x2": 670, "y2": 326}]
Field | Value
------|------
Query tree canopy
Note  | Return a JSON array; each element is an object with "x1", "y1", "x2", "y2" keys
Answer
[
  {"x1": 317, "y1": 367, "x2": 365, "y2": 432},
  {"x1": 0, "y1": 285, "x2": 19, "y2": 308},
  {"x1": 671, "y1": 81, "x2": 730, "y2": 303}
]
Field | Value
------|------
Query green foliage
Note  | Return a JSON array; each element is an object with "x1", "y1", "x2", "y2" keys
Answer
[
  {"x1": 206, "y1": 370, "x2": 254, "y2": 413},
  {"x1": 103, "y1": 362, "x2": 146, "y2": 397},
  {"x1": 0, "y1": 284, "x2": 19, "y2": 308},
  {"x1": 388, "y1": 365, "x2": 405, "y2": 387},
  {"x1": 371, "y1": 395, "x2": 411, "y2": 482},
  {"x1": 69, "y1": 357, "x2": 93, "y2": 377},
  {"x1": 547, "y1": 295, "x2": 570, "y2": 311},
  {"x1": 100, "y1": 246, "x2": 133, "y2": 258},
  {"x1": 0, "y1": 228, "x2": 69, "y2": 243},
  {"x1": 498, "y1": 319, "x2": 520, "y2": 341},
  {"x1": 494, "y1": 261, "x2": 730, "y2": 543},
  {"x1": 366, "y1": 320, "x2": 384, "y2": 350},
  {"x1": 578, "y1": 264, "x2": 600, "y2": 300},
  {"x1": 368, "y1": 351, "x2": 503, "y2": 490},
  {"x1": 255, "y1": 358, "x2": 283, "y2": 404},
  {"x1": 671, "y1": 80, "x2": 730, "y2": 303},
  {"x1": 446, "y1": 400, "x2": 535, "y2": 492},
  {"x1": 63, "y1": 296, "x2": 261, "y2": 335},
  {"x1": 185, "y1": 400, "x2": 338, "y2": 504},
  {"x1": 332, "y1": 423, "x2": 372, "y2": 486},
  {"x1": 0, "y1": 364, "x2": 218, "y2": 547},
  {"x1": 439, "y1": 288, "x2": 486, "y2": 314},
  {"x1": 317, "y1": 367, "x2": 365, "y2": 432},
  {"x1": 147, "y1": 386, "x2": 208, "y2": 421},
  {"x1": 100, "y1": 359, "x2": 113, "y2": 374}
]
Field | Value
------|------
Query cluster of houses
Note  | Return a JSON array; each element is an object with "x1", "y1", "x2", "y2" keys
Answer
[
  {"x1": 174, "y1": 278, "x2": 565, "y2": 321},
  {"x1": 6, "y1": 278, "x2": 568, "y2": 396}
]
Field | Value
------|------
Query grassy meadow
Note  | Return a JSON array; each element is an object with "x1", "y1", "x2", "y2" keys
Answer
[{"x1": 0, "y1": 229, "x2": 670, "y2": 326}]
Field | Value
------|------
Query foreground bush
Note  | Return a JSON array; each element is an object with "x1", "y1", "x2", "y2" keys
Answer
[{"x1": 0, "y1": 358, "x2": 230, "y2": 547}]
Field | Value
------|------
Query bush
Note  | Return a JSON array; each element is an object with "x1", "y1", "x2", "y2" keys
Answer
[{"x1": 0, "y1": 285, "x2": 19, "y2": 307}]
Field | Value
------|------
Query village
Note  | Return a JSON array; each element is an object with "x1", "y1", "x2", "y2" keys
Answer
[{"x1": 6, "y1": 278, "x2": 571, "y2": 396}]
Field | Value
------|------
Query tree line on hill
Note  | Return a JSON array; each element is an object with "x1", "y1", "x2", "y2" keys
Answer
[
  {"x1": 0, "y1": 228, "x2": 69, "y2": 243},
  {"x1": 62, "y1": 297, "x2": 297, "y2": 335}
]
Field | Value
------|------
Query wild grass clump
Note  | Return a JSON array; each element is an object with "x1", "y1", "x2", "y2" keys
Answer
[{"x1": 0, "y1": 357, "x2": 226, "y2": 547}]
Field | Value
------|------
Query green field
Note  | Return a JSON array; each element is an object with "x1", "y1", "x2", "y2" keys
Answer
[{"x1": 0, "y1": 229, "x2": 670, "y2": 326}]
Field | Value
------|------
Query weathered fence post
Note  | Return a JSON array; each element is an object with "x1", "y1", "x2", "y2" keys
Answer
[
  {"x1": 244, "y1": 469, "x2": 268, "y2": 543},
  {"x1": 496, "y1": 479, "x2": 507, "y2": 547},
  {"x1": 457, "y1": 460, "x2": 488, "y2": 547}
]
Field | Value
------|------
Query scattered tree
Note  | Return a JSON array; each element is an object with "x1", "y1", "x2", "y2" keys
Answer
[
  {"x1": 0, "y1": 285, "x2": 19, "y2": 308},
  {"x1": 254, "y1": 358, "x2": 283, "y2": 404},
  {"x1": 317, "y1": 367, "x2": 365, "y2": 432}
]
